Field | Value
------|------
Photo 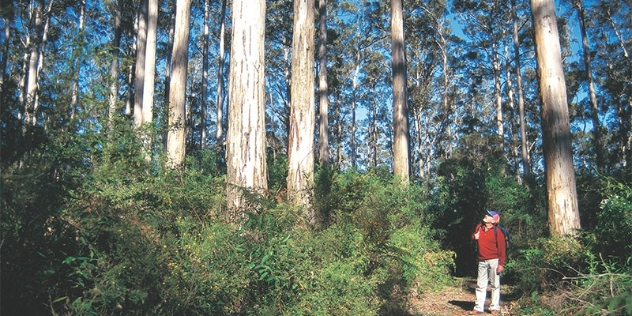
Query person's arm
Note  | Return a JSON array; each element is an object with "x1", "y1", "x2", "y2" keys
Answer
[{"x1": 497, "y1": 228, "x2": 507, "y2": 273}]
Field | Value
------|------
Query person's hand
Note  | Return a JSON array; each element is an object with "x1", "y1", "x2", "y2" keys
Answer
[
  {"x1": 474, "y1": 231, "x2": 480, "y2": 240},
  {"x1": 496, "y1": 265, "x2": 504, "y2": 275}
]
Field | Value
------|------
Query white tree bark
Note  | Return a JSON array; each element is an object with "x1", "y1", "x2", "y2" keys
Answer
[
  {"x1": 108, "y1": 0, "x2": 122, "y2": 135},
  {"x1": 70, "y1": 0, "x2": 85, "y2": 120},
  {"x1": 531, "y1": 0, "x2": 581, "y2": 236},
  {"x1": 133, "y1": 0, "x2": 148, "y2": 128},
  {"x1": 287, "y1": 0, "x2": 316, "y2": 214},
  {"x1": 23, "y1": 0, "x2": 45, "y2": 126},
  {"x1": 142, "y1": 0, "x2": 158, "y2": 125},
  {"x1": 317, "y1": 0, "x2": 330, "y2": 166},
  {"x1": 391, "y1": 0, "x2": 410, "y2": 183},
  {"x1": 491, "y1": 35, "x2": 504, "y2": 139},
  {"x1": 226, "y1": 0, "x2": 268, "y2": 220},
  {"x1": 167, "y1": 0, "x2": 192, "y2": 168}
]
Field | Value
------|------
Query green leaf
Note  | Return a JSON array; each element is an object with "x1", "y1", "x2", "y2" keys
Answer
[
  {"x1": 261, "y1": 253, "x2": 270, "y2": 265},
  {"x1": 52, "y1": 296, "x2": 68, "y2": 303},
  {"x1": 259, "y1": 271, "x2": 269, "y2": 280},
  {"x1": 282, "y1": 234, "x2": 291, "y2": 243},
  {"x1": 63, "y1": 256, "x2": 76, "y2": 265}
]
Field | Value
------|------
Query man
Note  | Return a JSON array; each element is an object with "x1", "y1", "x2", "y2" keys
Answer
[{"x1": 470, "y1": 210, "x2": 506, "y2": 315}]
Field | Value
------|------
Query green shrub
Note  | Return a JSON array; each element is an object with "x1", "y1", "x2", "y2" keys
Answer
[
  {"x1": 592, "y1": 177, "x2": 632, "y2": 261},
  {"x1": 571, "y1": 257, "x2": 632, "y2": 315},
  {"x1": 386, "y1": 226, "x2": 456, "y2": 291},
  {"x1": 1, "y1": 142, "x2": 86, "y2": 315},
  {"x1": 5, "y1": 147, "x2": 455, "y2": 316},
  {"x1": 511, "y1": 236, "x2": 584, "y2": 294},
  {"x1": 158, "y1": 218, "x2": 251, "y2": 315},
  {"x1": 279, "y1": 221, "x2": 385, "y2": 315}
]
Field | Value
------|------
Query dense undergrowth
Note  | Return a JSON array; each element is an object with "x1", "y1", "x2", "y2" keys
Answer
[{"x1": 1, "y1": 130, "x2": 631, "y2": 315}]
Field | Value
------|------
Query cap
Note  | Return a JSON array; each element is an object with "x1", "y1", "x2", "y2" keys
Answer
[{"x1": 487, "y1": 210, "x2": 500, "y2": 223}]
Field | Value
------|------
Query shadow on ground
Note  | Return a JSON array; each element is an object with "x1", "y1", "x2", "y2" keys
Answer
[{"x1": 448, "y1": 300, "x2": 475, "y2": 311}]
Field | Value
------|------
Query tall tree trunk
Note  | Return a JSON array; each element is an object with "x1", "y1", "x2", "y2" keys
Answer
[
  {"x1": 201, "y1": 0, "x2": 210, "y2": 149},
  {"x1": 493, "y1": 54, "x2": 504, "y2": 139},
  {"x1": 23, "y1": 0, "x2": 44, "y2": 126},
  {"x1": 438, "y1": 24, "x2": 453, "y2": 159},
  {"x1": 574, "y1": 0, "x2": 603, "y2": 171},
  {"x1": 216, "y1": 0, "x2": 227, "y2": 143},
  {"x1": 167, "y1": 0, "x2": 192, "y2": 168},
  {"x1": 20, "y1": 0, "x2": 53, "y2": 127},
  {"x1": 391, "y1": 0, "x2": 410, "y2": 183},
  {"x1": 70, "y1": 0, "x2": 85, "y2": 120},
  {"x1": 531, "y1": 0, "x2": 581, "y2": 236},
  {"x1": 512, "y1": 0, "x2": 531, "y2": 178},
  {"x1": 136, "y1": 0, "x2": 158, "y2": 160},
  {"x1": 351, "y1": 60, "x2": 359, "y2": 169},
  {"x1": 32, "y1": 0, "x2": 53, "y2": 125},
  {"x1": 163, "y1": 12, "x2": 175, "y2": 150},
  {"x1": 288, "y1": 0, "x2": 316, "y2": 216},
  {"x1": 492, "y1": 42, "x2": 504, "y2": 140},
  {"x1": 108, "y1": 0, "x2": 123, "y2": 135},
  {"x1": 505, "y1": 46, "x2": 521, "y2": 180},
  {"x1": 317, "y1": 0, "x2": 330, "y2": 166},
  {"x1": 142, "y1": 0, "x2": 158, "y2": 125},
  {"x1": 16, "y1": 0, "x2": 27, "y2": 124},
  {"x1": 133, "y1": 0, "x2": 148, "y2": 128},
  {"x1": 489, "y1": 0, "x2": 504, "y2": 141},
  {"x1": 226, "y1": 0, "x2": 268, "y2": 221}
]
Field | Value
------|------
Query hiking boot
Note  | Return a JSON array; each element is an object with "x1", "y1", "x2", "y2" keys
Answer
[{"x1": 490, "y1": 310, "x2": 501, "y2": 315}]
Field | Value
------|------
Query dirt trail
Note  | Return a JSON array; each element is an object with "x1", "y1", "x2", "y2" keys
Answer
[{"x1": 407, "y1": 278, "x2": 517, "y2": 316}]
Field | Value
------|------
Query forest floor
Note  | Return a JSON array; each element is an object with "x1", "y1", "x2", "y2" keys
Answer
[{"x1": 405, "y1": 278, "x2": 520, "y2": 316}]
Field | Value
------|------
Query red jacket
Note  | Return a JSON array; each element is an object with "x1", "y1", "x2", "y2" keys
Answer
[{"x1": 473, "y1": 224, "x2": 507, "y2": 266}]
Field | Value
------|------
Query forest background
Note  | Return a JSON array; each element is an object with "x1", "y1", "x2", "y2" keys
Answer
[{"x1": 1, "y1": 0, "x2": 631, "y2": 315}]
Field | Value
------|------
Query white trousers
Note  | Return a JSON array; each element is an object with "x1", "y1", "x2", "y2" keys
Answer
[{"x1": 474, "y1": 258, "x2": 500, "y2": 312}]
